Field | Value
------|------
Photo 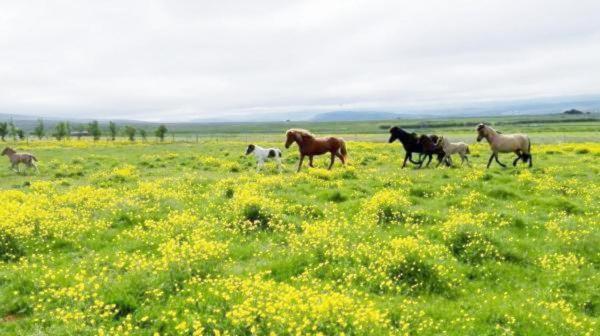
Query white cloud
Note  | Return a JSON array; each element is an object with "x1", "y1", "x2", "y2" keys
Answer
[{"x1": 1, "y1": 0, "x2": 599, "y2": 120}]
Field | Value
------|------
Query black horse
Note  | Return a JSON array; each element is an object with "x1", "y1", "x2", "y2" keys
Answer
[
  {"x1": 388, "y1": 127, "x2": 446, "y2": 168},
  {"x1": 417, "y1": 134, "x2": 446, "y2": 168}
]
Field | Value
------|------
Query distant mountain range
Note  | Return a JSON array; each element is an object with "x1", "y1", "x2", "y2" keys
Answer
[
  {"x1": 192, "y1": 95, "x2": 600, "y2": 122},
  {"x1": 309, "y1": 111, "x2": 400, "y2": 121},
  {"x1": 2, "y1": 94, "x2": 600, "y2": 125}
]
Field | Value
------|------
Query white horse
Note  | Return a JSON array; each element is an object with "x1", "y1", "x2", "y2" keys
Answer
[
  {"x1": 245, "y1": 144, "x2": 282, "y2": 172},
  {"x1": 476, "y1": 124, "x2": 532, "y2": 168},
  {"x1": 436, "y1": 136, "x2": 470, "y2": 167}
]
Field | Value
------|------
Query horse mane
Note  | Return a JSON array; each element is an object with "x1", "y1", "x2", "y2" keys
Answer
[
  {"x1": 477, "y1": 123, "x2": 498, "y2": 132},
  {"x1": 286, "y1": 128, "x2": 315, "y2": 139}
]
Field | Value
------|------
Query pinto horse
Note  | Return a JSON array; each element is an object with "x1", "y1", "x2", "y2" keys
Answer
[
  {"x1": 285, "y1": 129, "x2": 347, "y2": 172},
  {"x1": 388, "y1": 127, "x2": 445, "y2": 168},
  {"x1": 476, "y1": 124, "x2": 532, "y2": 168}
]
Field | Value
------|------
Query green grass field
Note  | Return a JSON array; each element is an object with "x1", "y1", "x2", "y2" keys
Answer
[{"x1": 0, "y1": 121, "x2": 599, "y2": 335}]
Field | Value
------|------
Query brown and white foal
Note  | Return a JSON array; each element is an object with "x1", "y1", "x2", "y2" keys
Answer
[{"x1": 1, "y1": 147, "x2": 39, "y2": 173}]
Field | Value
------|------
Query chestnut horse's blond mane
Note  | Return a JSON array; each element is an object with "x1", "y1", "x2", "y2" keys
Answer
[{"x1": 286, "y1": 128, "x2": 315, "y2": 139}]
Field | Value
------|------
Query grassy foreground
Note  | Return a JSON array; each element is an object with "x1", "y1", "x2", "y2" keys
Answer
[{"x1": 0, "y1": 138, "x2": 598, "y2": 335}]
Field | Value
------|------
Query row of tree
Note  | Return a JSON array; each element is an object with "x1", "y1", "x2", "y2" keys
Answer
[{"x1": 0, "y1": 120, "x2": 168, "y2": 142}]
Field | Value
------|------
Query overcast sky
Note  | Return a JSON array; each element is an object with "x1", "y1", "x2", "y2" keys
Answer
[{"x1": 1, "y1": 0, "x2": 599, "y2": 121}]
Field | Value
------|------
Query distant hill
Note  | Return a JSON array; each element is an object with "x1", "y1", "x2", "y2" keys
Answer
[
  {"x1": 2, "y1": 94, "x2": 600, "y2": 125},
  {"x1": 310, "y1": 111, "x2": 401, "y2": 121}
]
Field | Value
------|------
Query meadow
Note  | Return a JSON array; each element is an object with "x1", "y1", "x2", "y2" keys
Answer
[{"x1": 0, "y1": 123, "x2": 599, "y2": 335}]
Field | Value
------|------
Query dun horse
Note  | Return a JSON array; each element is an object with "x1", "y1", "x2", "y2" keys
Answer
[
  {"x1": 436, "y1": 136, "x2": 470, "y2": 167},
  {"x1": 285, "y1": 129, "x2": 347, "y2": 172},
  {"x1": 2, "y1": 147, "x2": 39, "y2": 173},
  {"x1": 476, "y1": 124, "x2": 532, "y2": 168}
]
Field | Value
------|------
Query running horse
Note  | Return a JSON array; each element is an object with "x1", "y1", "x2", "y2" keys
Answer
[
  {"x1": 285, "y1": 129, "x2": 347, "y2": 172},
  {"x1": 476, "y1": 124, "x2": 532, "y2": 168},
  {"x1": 388, "y1": 127, "x2": 446, "y2": 168},
  {"x1": 2, "y1": 147, "x2": 39, "y2": 173}
]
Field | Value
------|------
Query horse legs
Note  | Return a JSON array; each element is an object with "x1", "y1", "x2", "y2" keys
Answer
[
  {"x1": 256, "y1": 159, "x2": 263, "y2": 172},
  {"x1": 436, "y1": 154, "x2": 446, "y2": 168},
  {"x1": 512, "y1": 150, "x2": 522, "y2": 167},
  {"x1": 328, "y1": 153, "x2": 335, "y2": 170},
  {"x1": 309, "y1": 155, "x2": 315, "y2": 168},
  {"x1": 528, "y1": 154, "x2": 533, "y2": 168},
  {"x1": 297, "y1": 154, "x2": 305, "y2": 172},
  {"x1": 461, "y1": 153, "x2": 470, "y2": 166},
  {"x1": 486, "y1": 153, "x2": 495, "y2": 169},
  {"x1": 418, "y1": 156, "x2": 424, "y2": 168},
  {"x1": 425, "y1": 154, "x2": 433, "y2": 168},
  {"x1": 276, "y1": 157, "x2": 282, "y2": 173},
  {"x1": 335, "y1": 152, "x2": 345, "y2": 165},
  {"x1": 512, "y1": 155, "x2": 521, "y2": 167},
  {"x1": 494, "y1": 153, "x2": 507, "y2": 168},
  {"x1": 402, "y1": 153, "x2": 409, "y2": 168}
]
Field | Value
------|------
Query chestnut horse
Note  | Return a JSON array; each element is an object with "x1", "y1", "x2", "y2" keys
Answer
[{"x1": 285, "y1": 129, "x2": 347, "y2": 172}]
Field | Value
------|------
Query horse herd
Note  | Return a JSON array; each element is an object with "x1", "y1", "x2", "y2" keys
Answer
[
  {"x1": 246, "y1": 123, "x2": 533, "y2": 172},
  {"x1": 1, "y1": 123, "x2": 533, "y2": 174}
]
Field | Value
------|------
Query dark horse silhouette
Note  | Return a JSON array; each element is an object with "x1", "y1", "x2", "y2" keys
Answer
[{"x1": 388, "y1": 127, "x2": 446, "y2": 168}]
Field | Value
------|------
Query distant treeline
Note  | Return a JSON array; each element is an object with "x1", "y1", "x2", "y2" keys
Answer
[{"x1": 0, "y1": 119, "x2": 169, "y2": 142}]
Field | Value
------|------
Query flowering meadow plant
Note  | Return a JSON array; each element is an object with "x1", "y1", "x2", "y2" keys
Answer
[{"x1": 0, "y1": 140, "x2": 598, "y2": 335}]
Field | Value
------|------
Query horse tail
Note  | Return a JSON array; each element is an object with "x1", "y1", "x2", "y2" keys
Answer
[
  {"x1": 31, "y1": 155, "x2": 38, "y2": 162},
  {"x1": 278, "y1": 150, "x2": 282, "y2": 158},
  {"x1": 340, "y1": 140, "x2": 348, "y2": 160},
  {"x1": 465, "y1": 145, "x2": 470, "y2": 154},
  {"x1": 521, "y1": 136, "x2": 532, "y2": 162}
]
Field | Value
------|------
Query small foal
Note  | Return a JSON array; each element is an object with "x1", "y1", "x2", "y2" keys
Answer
[
  {"x1": 245, "y1": 144, "x2": 283, "y2": 172},
  {"x1": 2, "y1": 147, "x2": 39, "y2": 173}
]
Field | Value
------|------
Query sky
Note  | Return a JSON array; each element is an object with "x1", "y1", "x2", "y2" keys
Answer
[{"x1": 1, "y1": 0, "x2": 600, "y2": 121}]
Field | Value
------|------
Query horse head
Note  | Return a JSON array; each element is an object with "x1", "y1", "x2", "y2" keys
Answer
[
  {"x1": 245, "y1": 144, "x2": 255, "y2": 155},
  {"x1": 476, "y1": 123, "x2": 488, "y2": 142},
  {"x1": 1, "y1": 147, "x2": 14, "y2": 156},
  {"x1": 285, "y1": 131, "x2": 299, "y2": 148},
  {"x1": 388, "y1": 127, "x2": 412, "y2": 143},
  {"x1": 388, "y1": 126, "x2": 400, "y2": 143}
]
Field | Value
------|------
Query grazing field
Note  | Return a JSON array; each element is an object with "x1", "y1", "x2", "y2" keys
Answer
[{"x1": 0, "y1": 131, "x2": 599, "y2": 335}]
